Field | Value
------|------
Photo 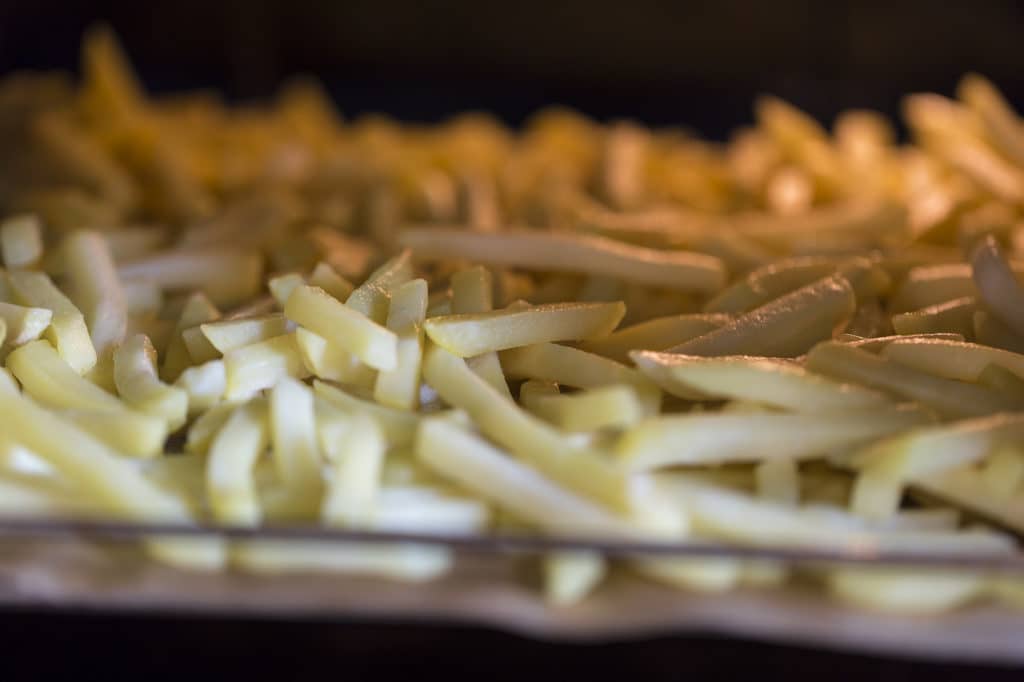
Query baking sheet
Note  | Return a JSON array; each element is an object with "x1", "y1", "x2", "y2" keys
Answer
[{"x1": 0, "y1": 537, "x2": 1021, "y2": 666}]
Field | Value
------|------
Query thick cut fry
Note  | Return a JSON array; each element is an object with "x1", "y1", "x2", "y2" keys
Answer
[
  {"x1": 200, "y1": 314, "x2": 290, "y2": 354},
  {"x1": 7, "y1": 270, "x2": 96, "y2": 373},
  {"x1": 62, "y1": 408, "x2": 168, "y2": 458},
  {"x1": 374, "y1": 279, "x2": 428, "y2": 409},
  {"x1": 423, "y1": 345, "x2": 637, "y2": 510},
  {"x1": 890, "y1": 296, "x2": 976, "y2": 338},
  {"x1": 113, "y1": 334, "x2": 188, "y2": 430},
  {"x1": 268, "y1": 376, "x2": 323, "y2": 511},
  {"x1": 314, "y1": 380, "x2": 418, "y2": 447},
  {"x1": 881, "y1": 338, "x2": 1024, "y2": 382},
  {"x1": 161, "y1": 292, "x2": 221, "y2": 382},
  {"x1": 971, "y1": 234, "x2": 1024, "y2": 337},
  {"x1": 577, "y1": 313, "x2": 728, "y2": 362},
  {"x1": 450, "y1": 266, "x2": 511, "y2": 398},
  {"x1": 7, "y1": 339, "x2": 123, "y2": 412},
  {"x1": 285, "y1": 285, "x2": 397, "y2": 371},
  {"x1": 500, "y1": 342, "x2": 661, "y2": 415},
  {"x1": 0, "y1": 214, "x2": 43, "y2": 268},
  {"x1": 223, "y1": 333, "x2": 309, "y2": 401},
  {"x1": 62, "y1": 230, "x2": 127, "y2": 354},
  {"x1": 321, "y1": 413, "x2": 385, "y2": 527},
  {"x1": 670, "y1": 276, "x2": 855, "y2": 358},
  {"x1": 524, "y1": 384, "x2": 643, "y2": 432},
  {"x1": 415, "y1": 417, "x2": 635, "y2": 536},
  {"x1": 207, "y1": 399, "x2": 269, "y2": 526},
  {"x1": 175, "y1": 359, "x2": 226, "y2": 414},
  {"x1": 755, "y1": 458, "x2": 800, "y2": 505},
  {"x1": 118, "y1": 248, "x2": 262, "y2": 308},
  {"x1": 268, "y1": 272, "x2": 305, "y2": 308},
  {"x1": 308, "y1": 261, "x2": 355, "y2": 301},
  {"x1": 400, "y1": 228, "x2": 727, "y2": 293},
  {"x1": 618, "y1": 408, "x2": 927, "y2": 470},
  {"x1": 185, "y1": 401, "x2": 235, "y2": 455},
  {"x1": 346, "y1": 249, "x2": 414, "y2": 323},
  {"x1": 424, "y1": 301, "x2": 625, "y2": 357},
  {"x1": 0, "y1": 302, "x2": 51, "y2": 350},
  {"x1": 805, "y1": 341, "x2": 1020, "y2": 418},
  {"x1": 181, "y1": 326, "x2": 220, "y2": 364},
  {"x1": 632, "y1": 351, "x2": 892, "y2": 412}
]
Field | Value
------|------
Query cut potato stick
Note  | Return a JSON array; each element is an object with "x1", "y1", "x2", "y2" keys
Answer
[
  {"x1": 632, "y1": 351, "x2": 893, "y2": 412},
  {"x1": 890, "y1": 296, "x2": 976, "y2": 338},
  {"x1": 122, "y1": 280, "x2": 163, "y2": 316},
  {"x1": 308, "y1": 261, "x2": 355, "y2": 301},
  {"x1": 576, "y1": 313, "x2": 727, "y2": 361},
  {"x1": 525, "y1": 384, "x2": 643, "y2": 432},
  {"x1": 0, "y1": 214, "x2": 43, "y2": 268},
  {"x1": 161, "y1": 292, "x2": 221, "y2": 382},
  {"x1": 113, "y1": 334, "x2": 188, "y2": 429},
  {"x1": 544, "y1": 552, "x2": 607, "y2": 606},
  {"x1": 400, "y1": 228, "x2": 727, "y2": 293},
  {"x1": 118, "y1": 248, "x2": 263, "y2": 308},
  {"x1": 423, "y1": 345, "x2": 637, "y2": 510},
  {"x1": 268, "y1": 272, "x2": 305, "y2": 308},
  {"x1": 62, "y1": 408, "x2": 168, "y2": 458},
  {"x1": 424, "y1": 301, "x2": 624, "y2": 357},
  {"x1": 756, "y1": 458, "x2": 800, "y2": 505},
  {"x1": 374, "y1": 279, "x2": 428, "y2": 409},
  {"x1": 321, "y1": 413, "x2": 386, "y2": 527},
  {"x1": 174, "y1": 359, "x2": 225, "y2": 414},
  {"x1": 415, "y1": 416, "x2": 635, "y2": 536},
  {"x1": 7, "y1": 339, "x2": 123, "y2": 412},
  {"x1": 915, "y1": 466, "x2": 1024, "y2": 534},
  {"x1": 805, "y1": 341, "x2": 1018, "y2": 418},
  {"x1": 971, "y1": 234, "x2": 1024, "y2": 337},
  {"x1": 0, "y1": 302, "x2": 51, "y2": 351},
  {"x1": 268, "y1": 376, "x2": 322, "y2": 511},
  {"x1": 618, "y1": 407, "x2": 928, "y2": 470},
  {"x1": 285, "y1": 285, "x2": 398, "y2": 371},
  {"x1": 7, "y1": 270, "x2": 97, "y2": 373},
  {"x1": 881, "y1": 338, "x2": 1024, "y2": 382},
  {"x1": 223, "y1": 332, "x2": 309, "y2": 401},
  {"x1": 62, "y1": 230, "x2": 127, "y2": 354},
  {"x1": 828, "y1": 569, "x2": 985, "y2": 614},
  {"x1": 207, "y1": 399, "x2": 269, "y2": 525},
  {"x1": 185, "y1": 401, "x2": 235, "y2": 455},
  {"x1": 346, "y1": 249, "x2": 414, "y2": 324},
  {"x1": 838, "y1": 332, "x2": 965, "y2": 351},
  {"x1": 200, "y1": 314, "x2": 290, "y2": 355},
  {"x1": 670, "y1": 276, "x2": 855, "y2": 358},
  {"x1": 233, "y1": 541, "x2": 451, "y2": 581},
  {"x1": 314, "y1": 380, "x2": 419, "y2": 447},
  {"x1": 450, "y1": 266, "x2": 511, "y2": 398}
]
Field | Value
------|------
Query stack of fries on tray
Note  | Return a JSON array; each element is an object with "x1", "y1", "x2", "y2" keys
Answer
[{"x1": 0, "y1": 27, "x2": 1022, "y2": 612}]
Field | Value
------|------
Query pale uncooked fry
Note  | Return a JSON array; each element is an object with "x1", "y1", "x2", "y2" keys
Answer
[
  {"x1": 7, "y1": 270, "x2": 97, "y2": 373},
  {"x1": 0, "y1": 388, "x2": 223, "y2": 568},
  {"x1": 617, "y1": 408, "x2": 927, "y2": 471},
  {"x1": 61, "y1": 230, "x2": 127, "y2": 354},
  {"x1": 161, "y1": 292, "x2": 220, "y2": 382},
  {"x1": 848, "y1": 413, "x2": 1024, "y2": 481},
  {"x1": 755, "y1": 458, "x2": 799, "y2": 505},
  {"x1": 449, "y1": 266, "x2": 511, "y2": 398},
  {"x1": 518, "y1": 378, "x2": 560, "y2": 410},
  {"x1": 838, "y1": 332, "x2": 965, "y2": 351},
  {"x1": 62, "y1": 408, "x2": 168, "y2": 458},
  {"x1": 118, "y1": 248, "x2": 263, "y2": 308},
  {"x1": 500, "y1": 342, "x2": 661, "y2": 415},
  {"x1": 544, "y1": 551, "x2": 607, "y2": 606},
  {"x1": 524, "y1": 384, "x2": 642, "y2": 432},
  {"x1": 285, "y1": 285, "x2": 398, "y2": 371},
  {"x1": 890, "y1": 296, "x2": 976, "y2": 338},
  {"x1": 705, "y1": 257, "x2": 837, "y2": 313},
  {"x1": 888, "y1": 264, "x2": 994, "y2": 314},
  {"x1": 973, "y1": 310, "x2": 1024, "y2": 353},
  {"x1": 268, "y1": 272, "x2": 305, "y2": 308},
  {"x1": 806, "y1": 341, "x2": 1019, "y2": 418},
  {"x1": 308, "y1": 261, "x2": 355, "y2": 301},
  {"x1": 175, "y1": 359, "x2": 226, "y2": 414},
  {"x1": 0, "y1": 302, "x2": 51, "y2": 350},
  {"x1": 425, "y1": 301, "x2": 624, "y2": 357},
  {"x1": 199, "y1": 314, "x2": 290, "y2": 355},
  {"x1": 374, "y1": 279, "x2": 428, "y2": 409},
  {"x1": 400, "y1": 228, "x2": 727, "y2": 293},
  {"x1": 321, "y1": 413, "x2": 386, "y2": 527},
  {"x1": 113, "y1": 334, "x2": 188, "y2": 430},
  {"x1": 185, "y1": 401, "x2": 235, "y2": 455},
  {"x1": 633, "y1": 557, "x2": 743, "y2": 593},
  {"x1": 828, "y1": 569, "x2": 985, "y2": 614},
  {"x1": 223, "y1": 332, "x2": 309, "y2": 401},
  {"x1": 181, "y1": 326, "x2": 220, "y2": 364},
  {"x1": 223, "y1": 296, "x2": 278, "y2": 321},
  {"x1": 103, "y1": 226, "x2": 168, "y2": 262},
  {"x1": 980, "y1": 444, "x2": 1024, "y2": 502},
  {"x1": 633, "y1": 351, "x2": 892, "y2": 412},
  {"x1": 0, "y1": 365, "x2": 17, "y2": 395},
  {"x1": 0, "y1": 214, "x2": 43, "y2": 268},
  {"x1": 423, "y1": 345, "x2": 637, "y2": 510},
  {"x1": 293, "y1": 327, "x2": 353, "y2": 382},
  {"x1": 881, "y1": 338, "x2": 1024, "y2": 382},
  {"x1": 971, "y1": 234, "x2": 1024, "y2": 337},
  {"x1": 577, "y1": 313, "x2": 728, "y2": 362},
  {"x1": 207, "y1": 399, "x2": 269, "y2": 525},
  {"x1": 268, "y1": 376, "x2": 322, "y2": 512},
  {"x1": 305, "y1": 227, "x2": 377, "y2": 280},
  {"x1": 958, "y1": 73, "x2": 1024, "y2": 168},
  {"x1": 314, "y1": 380, "x2": 418, "y2": 447},
  {"x1": 347, "y1": 249, "x2": 414, "y2": 324},
  {"x1": 415, "y1": 416, "x2": 635, "y2": 536},
  {"x1": 917, "y1": 467, "x2": 1024, "y2": 534},
  {"x1": 670, "y1": 276, "x2": 855, "y2": 358},
  {"x1": 7, "y1": 339, "x2": 123, "y2": 412},
  {"x1": 122, "y1": 280, "x2": 163, "y2": 316},
  {"x1": 233, "y1": 540, "x2": 451, "y2": 581}
]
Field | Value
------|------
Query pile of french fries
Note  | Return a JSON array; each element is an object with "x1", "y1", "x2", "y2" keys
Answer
[{"x1": 1, "y1": 27, "x2": 1023, "y2": 612}]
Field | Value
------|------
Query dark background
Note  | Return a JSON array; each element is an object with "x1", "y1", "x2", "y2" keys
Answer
[
  {"x1": 2, "y1": 1, "x2": 1024, "y2": 139},
  {"x1": 2, "y1": 2, "x2": 1023, "y2": 677}
]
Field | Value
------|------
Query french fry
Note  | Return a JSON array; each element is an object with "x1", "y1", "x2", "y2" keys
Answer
[
  {"x1": 449, "y1": 266, "x2": 511, "y2": 397},
  {"x1": 373, "y1": 279, "x2": 428, "y2": 409},
  {"x1": 223, "y1": 332, "x2": 309, "y2": 401},
  {"x1": 971, "y1": 234, "x2": 1024, "y2": 337},
  {"x1": 118, "y1": 248, "x2": 263, "y2": 308},
  {"x1": 543, "y1": 552, "x2": 607, "y2": 605},
  {"x1": 174, "y1": 359, "x2": 226, "y2": 414},
  {"x1": 425, "y1": 301, "x2": 624, "y2": 357},
  {"x1": 321, "y1": 413, "x2": 385, "y2": 527},
  {"x1": 7, "y1": 270, "x2": 97, "y2": 373},
  {"x1": 185, "y1": 401, "x2": 235, "y2": 455},
  {"x1": 308, "y1": 261, "x2": 355, "y2": 301},
  {"x1": 207, "y1": 399, "x2": 268, "y2": 525},
  {"x1": 400, "y1": 228, "x2": 727, "y2": 293},
  {"x1": 576, "y1": 313, "x2": 728, "y2": 361},
  {"x1": 314, "y1": 380, "x2": 419, "y2": 447},
  {"x1": 61, "y1": 230, "x2": 127, "y2": 354},
  {"x1": 0, "y1": 302, "x2": 51, "y2": 351},
  {"x1": 828, "y1": 569, "x2": 985, "y2": 614},
  {"x1": 268, "y1": 376, "x2": 323, "y2": 513},
  {"x1": 0, "y1": 214, "x2": 43, "y2": 269},
  {"x1": 880, "y1": 338, "x2": 1024, "y2": 382},
  {"x1": 522, "y1": 384, "x2": 643, "y2": 432},
  {"x1": 974, "y1": 310, "x2": 1024, "y2": 353},
  {"x1": 62, "y1": 408, "x2": 168, "y2": 458},
  {"x1": 7, "y1": 339, "x2": 123, "y2": 412},
  {"x1": 200, "y1": 313, "x2": 290, "y2": 355},
  {"x1": 160, "y1": 292, "x2": 220, "y2": 382},
  {"x1": 113, "y1": 334, "x2": 188, "y2": 429},
  {"x1": 890, "y1": 296, "x2": 976, "y2": 338}
]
